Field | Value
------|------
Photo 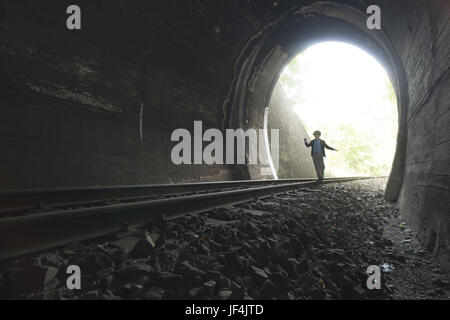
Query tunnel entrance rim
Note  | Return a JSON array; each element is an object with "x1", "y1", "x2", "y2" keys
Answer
[{"x1": 222, "y1": 1, "x2": 408, "y2": 202}]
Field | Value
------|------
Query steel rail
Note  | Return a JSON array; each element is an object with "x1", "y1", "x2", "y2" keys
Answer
[
  {"x1": 0, "y1": 177, "x2": 371, "y2": 213},
  {"x1": 0, "y1": 176, "x2": 381, "y2": 261}
]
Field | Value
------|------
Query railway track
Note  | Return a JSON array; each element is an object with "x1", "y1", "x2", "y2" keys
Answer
[
  {"x1": 0, "y1": 178, "x2": 321, "y2": 214},
  {"x1": 0, "y1": 176, "x2": 381, "y2": 261}
]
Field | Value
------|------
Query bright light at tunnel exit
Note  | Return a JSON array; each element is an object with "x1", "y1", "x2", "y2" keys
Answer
[{"x1": 278, "y1": 41, "x2": 398, "y2": 177}]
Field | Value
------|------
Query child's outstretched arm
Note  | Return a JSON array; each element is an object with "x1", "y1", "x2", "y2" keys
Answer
[
  {"x1": 304, "y1": 138, "x2": 311, "y2": 147},
  {"x1": 324, "y1": 142, "x2": 338, "y2": 151}
]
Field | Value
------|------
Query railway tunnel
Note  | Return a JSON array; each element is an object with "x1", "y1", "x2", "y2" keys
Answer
[{"x1": 0, "y1": 0, "x2": 449, "y2": 300}]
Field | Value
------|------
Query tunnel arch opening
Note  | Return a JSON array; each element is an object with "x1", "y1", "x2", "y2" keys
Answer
[
  {"x1": 222, "y1": 2, "x2": 409, "y2": 202},
  {"x1": 272, "y1": 40, "x2": 399, "y2": 179}
]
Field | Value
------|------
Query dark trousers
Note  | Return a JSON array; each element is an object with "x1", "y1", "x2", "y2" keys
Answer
[{"x1": 312, "y1": 153, "x2": 325, "y2": 180}]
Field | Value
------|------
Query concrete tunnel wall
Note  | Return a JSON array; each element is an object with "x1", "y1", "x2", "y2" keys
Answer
[
  {"x1": 267, "y1": 83, "x2": 316, "y2": 179},
  {"x1": 0, "y1": 0, "x2": 315, "y2": 187},
  {"x1": 0, "y1": 1, "x2": 449, "y2": 271}
]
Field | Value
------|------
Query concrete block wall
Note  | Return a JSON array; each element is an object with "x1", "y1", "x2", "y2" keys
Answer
[{"x1": 380, "y1": 0, "x2": 450, "y2": 271}]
